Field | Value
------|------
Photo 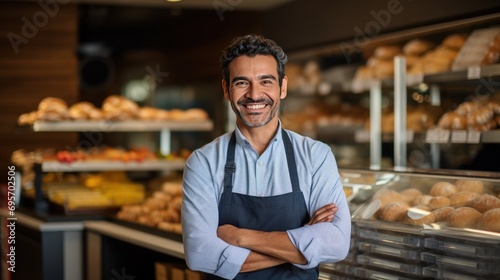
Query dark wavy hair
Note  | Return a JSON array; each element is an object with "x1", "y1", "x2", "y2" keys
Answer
[{"x1": 220, "y1": 34, "x2": 288, "y2": 90}]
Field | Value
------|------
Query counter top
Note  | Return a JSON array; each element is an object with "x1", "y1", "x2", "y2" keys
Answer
[
  {"x1": 85, "y1": 220, "x2": 185, "y2": 259},
  {"x1": 0, "y1": 209, "x2": 84, "y2": 232}
]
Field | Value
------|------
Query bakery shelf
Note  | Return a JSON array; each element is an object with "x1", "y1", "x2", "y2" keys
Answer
[
  {"x1": 424, "y1": 129, "x2": 500, "y2": 144},
  {"x1": 40, "y1": 159, "x2": 186, "y2": 172},
  {"x1": 23, "y1": 119, "x2": 214, "y2": 132}
]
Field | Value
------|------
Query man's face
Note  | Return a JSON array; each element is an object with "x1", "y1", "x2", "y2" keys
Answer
[{"x1": 223, "y1": 55, "x2": 287, "y2": 128}]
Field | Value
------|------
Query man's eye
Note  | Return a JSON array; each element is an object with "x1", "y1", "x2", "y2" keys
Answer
[
  {"x1": 262, "y1": 80, "x2": 273, "y2": 85},
  {"x1": 234, "y1": 81, "x2": 248, "y2": 87}
]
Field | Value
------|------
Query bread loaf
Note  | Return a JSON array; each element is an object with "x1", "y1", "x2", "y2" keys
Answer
[
  {"x1": 432, "y1": 206, "x2": 454, "y2": 222},
  {"x1": 466, "y1": 194, "x2": 500, "y2": 213},
  {"x1": 477, "y1": 208, "x2": 500, "y2": 232},
  {"x1": 447, "y1": 207, "x2": 482, "y2": 228},
  {"x1": 430, "y1": 182, "x2": 457, "y2": 197},
  {"x1": 449, "y1": 191, "x2": 480, "y2": 207}
]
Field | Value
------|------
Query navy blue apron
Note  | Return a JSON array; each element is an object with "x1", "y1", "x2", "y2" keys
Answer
[{"x1": 208, "y1": 129, "x2": 319, "y2": 279}]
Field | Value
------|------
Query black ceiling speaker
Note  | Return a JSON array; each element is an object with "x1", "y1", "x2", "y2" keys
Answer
[{"x1": 78, "y1": 43, "x2": 115, "y2": 92}]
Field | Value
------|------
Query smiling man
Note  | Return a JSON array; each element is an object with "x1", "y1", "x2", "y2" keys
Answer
[{"x1": 181, "y1": 34, "x2": 351, "y2": 279}]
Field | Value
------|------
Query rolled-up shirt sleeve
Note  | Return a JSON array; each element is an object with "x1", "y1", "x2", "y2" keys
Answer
[
  {"x1": 182, "y1": 143, "x2": 250, "y2": 279},
  {"x1": 286, "y1": 141, "x2": 351, "y2": 269}
]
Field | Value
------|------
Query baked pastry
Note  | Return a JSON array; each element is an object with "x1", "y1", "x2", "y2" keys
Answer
[
  {"x1": 373, "y1": 189, "x2": 405, "y2": 208},
  {"x1": 401, "y1": 212, "x2": 435, "y2": 226},
  {"x1": 69, "y1": 101, "x2": 102, "y2": 120},
  {"x1": 371, "y1": 60, "x2": 394, "y2": 79},
  {"x1": 447, "y1": 207, "x2": 482, "y2": 228},
  {"x1": 429, "y1": 196, "x2": 451, "y2": 209},
  {"x1": 38, "y1": 97, "x2": 67, "y2": 111},
  {"x1": 432, "y1": 206, "x2": 454, "y2": 222},
  {"x1": 373, "y1": 45, "x2": 402, "y2": 59},
  {"x1": 183, "y1": 108, "x2": 209, "y2": 121},
  {"x1": 412, "y1": 194, "x2": 433, "y2": 206},
  {"x1": 403, "y1": 39, "x2": 435, "y2": 56},
  {"x1": 466, "y1": 194, "x2": 500, "y2": 213},
  {"x1": 449, "y1": 191, "x2": 480, "y2": 207},
  {"x1": 454, "y1": 179, "x2": 484, "y2": 193},
  {"x1": 37, "y1": 97, "x2": 70, "y2": 121},
  {"x1": 102, "y1": 95, "x2": 139, "y2": 120},
  {"x1": 429, "y1": 182, "x2": 457, "y2": 197},
  {"x1": 477, "y1": 208, "x2": 500, "y2": 232},
  {"x1": 442, "y1": 34, "x2": 467, "y2": 50},
  {"x1": 400, "y1": 188, "x2": 423, "y2": 203},
  {"x1": 379, "y1": 201, "x2": 409, "y2": 222},
  {"x1": 353, "y1": 66, "x2": 373, "y2": 81},
  {"x1": 455, "y1": 101, "x2": 478, "y2": 116}
]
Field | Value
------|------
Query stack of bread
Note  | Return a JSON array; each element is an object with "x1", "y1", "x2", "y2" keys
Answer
[
  {"x1": 18, "y1": 95, "x2": 209, "y2": 125},
  {"x1": 364, "y1": 105, "x2": 440, "y2": 133},
  {"x1": 353, "y1": 33, "x2": 467, "y2": 83},
  {"x1": 407, "y1": 34, "x2": 466, "y2": 75},
  {"x1": 437, "y1": 98, "x2": 500, "y2": 131},
  {"x1": 116, "y1": 181, "x2": 183, "y2": 234},
  {"x1": 354, "y1": 45, "x2": 402, "y2": 81},
  {"x1": 370, "y1": 179, "x2": 500, "y2": 233}
]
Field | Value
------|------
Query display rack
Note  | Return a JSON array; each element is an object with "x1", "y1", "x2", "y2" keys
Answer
[
  {"x1": 22, "y1": 119, "x2": 214, "y2": 212},
  {"x1": 40, "y1": 159, "x2": 186, "y2": 172},
  {"x1": 25, "y1": 119, "x2": 214, "y2": 132}
]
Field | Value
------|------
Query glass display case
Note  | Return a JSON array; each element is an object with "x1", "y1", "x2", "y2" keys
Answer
[{"x1": 325, "y1": 168, "x2": 500, "y2": 279}]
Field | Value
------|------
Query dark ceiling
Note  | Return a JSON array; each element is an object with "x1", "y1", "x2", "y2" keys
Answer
[{"x1": 78, "y1": 4, "x2": 261, "y2": 55}]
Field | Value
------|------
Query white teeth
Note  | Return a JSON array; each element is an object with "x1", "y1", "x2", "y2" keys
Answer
[{"x1": 247, "y1": 104, "x2": 265, "y2": 109}]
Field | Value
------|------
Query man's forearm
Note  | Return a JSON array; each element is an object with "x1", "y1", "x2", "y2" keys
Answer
[
  {"x1": 240, "y1": 251, "x2": 286, "y2": 272},
  {"x1": 218, "y1": 225, "x2": 307, "y2": 265}
]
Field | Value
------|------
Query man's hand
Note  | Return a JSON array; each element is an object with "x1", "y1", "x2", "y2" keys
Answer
[{"x1": 307, "y1": 203, "x2": 337, "y2": 225}]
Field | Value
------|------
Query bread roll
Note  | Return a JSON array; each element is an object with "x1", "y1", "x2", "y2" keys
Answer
[
  {"x1": 432, "y1": 206, "x2": 454, "y2": 222},
  {"x1": 69, "y1": 101, "x2": 98, "y2": 120},
  {"x1": 477, "y1": 208, "x2": 500, "y2": 232},
  {"x1": 353, "y1": 66, "x2": 373, "y2": 81},
  {"x1": 183, "y1": 108, "x2": 208, "y2": 121},
  {"x1": 467, "y1": 194, "x2": 500, "y2": 213},
  {"x1": 454, "y1": 179, "x2": 484, "y2": 193},
  {"x1": 403, "y1": 39, "x2": 434, "y2": 56},
  {"x1": 373, "y1": 45, "x2": 402, "y2": 59},
  {"x1": 38, "y1": 97, "x2": 67, "y2": 111},
  {"x1": 373, "y1": 189, "x2": 405, "y2": 208},
  {"x1": 455, "y1": 101, "x2": 478, "y2": 116},
  {"x1": 430, "y1": 182, "x2": 457, "y2": 197},
  {"x1": 412, "y1": 194, "x2": 433, "y2": 206},
  {"x1": 442, "y1": 34, "x2": 467, "y2": 50},
  {"x1": 371, "y1": 60, "x2": 394, "y2": 79},
  {"x1": 400, "y1": 188, "x2": 423, "y2": 203},
  {"x1": 429, "y1": 196, "x2": 451, "y2": 209},
  {"x1": 401, "y1": 212, "x2": 435, "y2": 225},
  {"x1": 102, "y1": 95, "x2": 139, "y2": 120},
  {"x1": 138, "y1": 107, "x2": 160, "y2": 120},
  {"x1": 447, "y1": 207, "x2": 482, "y2": 228},
  {"x1": 379, "y1": 201, "x2": 409, "y2": 222},
  {"x1": 450, "y1": 191, "x2": 480, "y2": 207}
]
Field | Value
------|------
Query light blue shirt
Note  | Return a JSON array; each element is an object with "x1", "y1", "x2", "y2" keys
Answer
[{"x1": 181, "y1": 122, "x2": 351, "y2": 279}]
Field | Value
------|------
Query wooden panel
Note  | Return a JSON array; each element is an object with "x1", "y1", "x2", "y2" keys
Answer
[{"x1": 0, "y1": 2, "x2": 79, "y2": 178}]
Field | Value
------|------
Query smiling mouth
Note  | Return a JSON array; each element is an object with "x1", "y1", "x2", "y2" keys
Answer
[{"x1": 245, "y1": 104, "x2": 266, "y2": 110}]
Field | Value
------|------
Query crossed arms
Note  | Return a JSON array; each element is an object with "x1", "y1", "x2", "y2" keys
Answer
[{"x1": 216, "y1": 203, "x2": 338, "y2": 272}]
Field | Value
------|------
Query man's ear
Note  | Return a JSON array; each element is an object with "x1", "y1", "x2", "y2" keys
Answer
[
  {"x1": 222, "y1": 79, "x2": 230, "y2": 101},
  {"x1": 280, "y1": 76, "x2": 288, "y2": 99}
]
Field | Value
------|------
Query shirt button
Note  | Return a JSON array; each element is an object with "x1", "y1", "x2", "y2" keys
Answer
[
  {"x1": 258, "y1": 161, "x2": 263, "y2": 166},
  {"x1": 259, "y1": 193, "x2": 264, "y2": 197}
]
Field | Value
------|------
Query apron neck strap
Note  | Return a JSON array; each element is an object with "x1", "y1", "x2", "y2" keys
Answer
[{"x1": 223, "y1": 129, "x2": 301, "y2": 192}]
